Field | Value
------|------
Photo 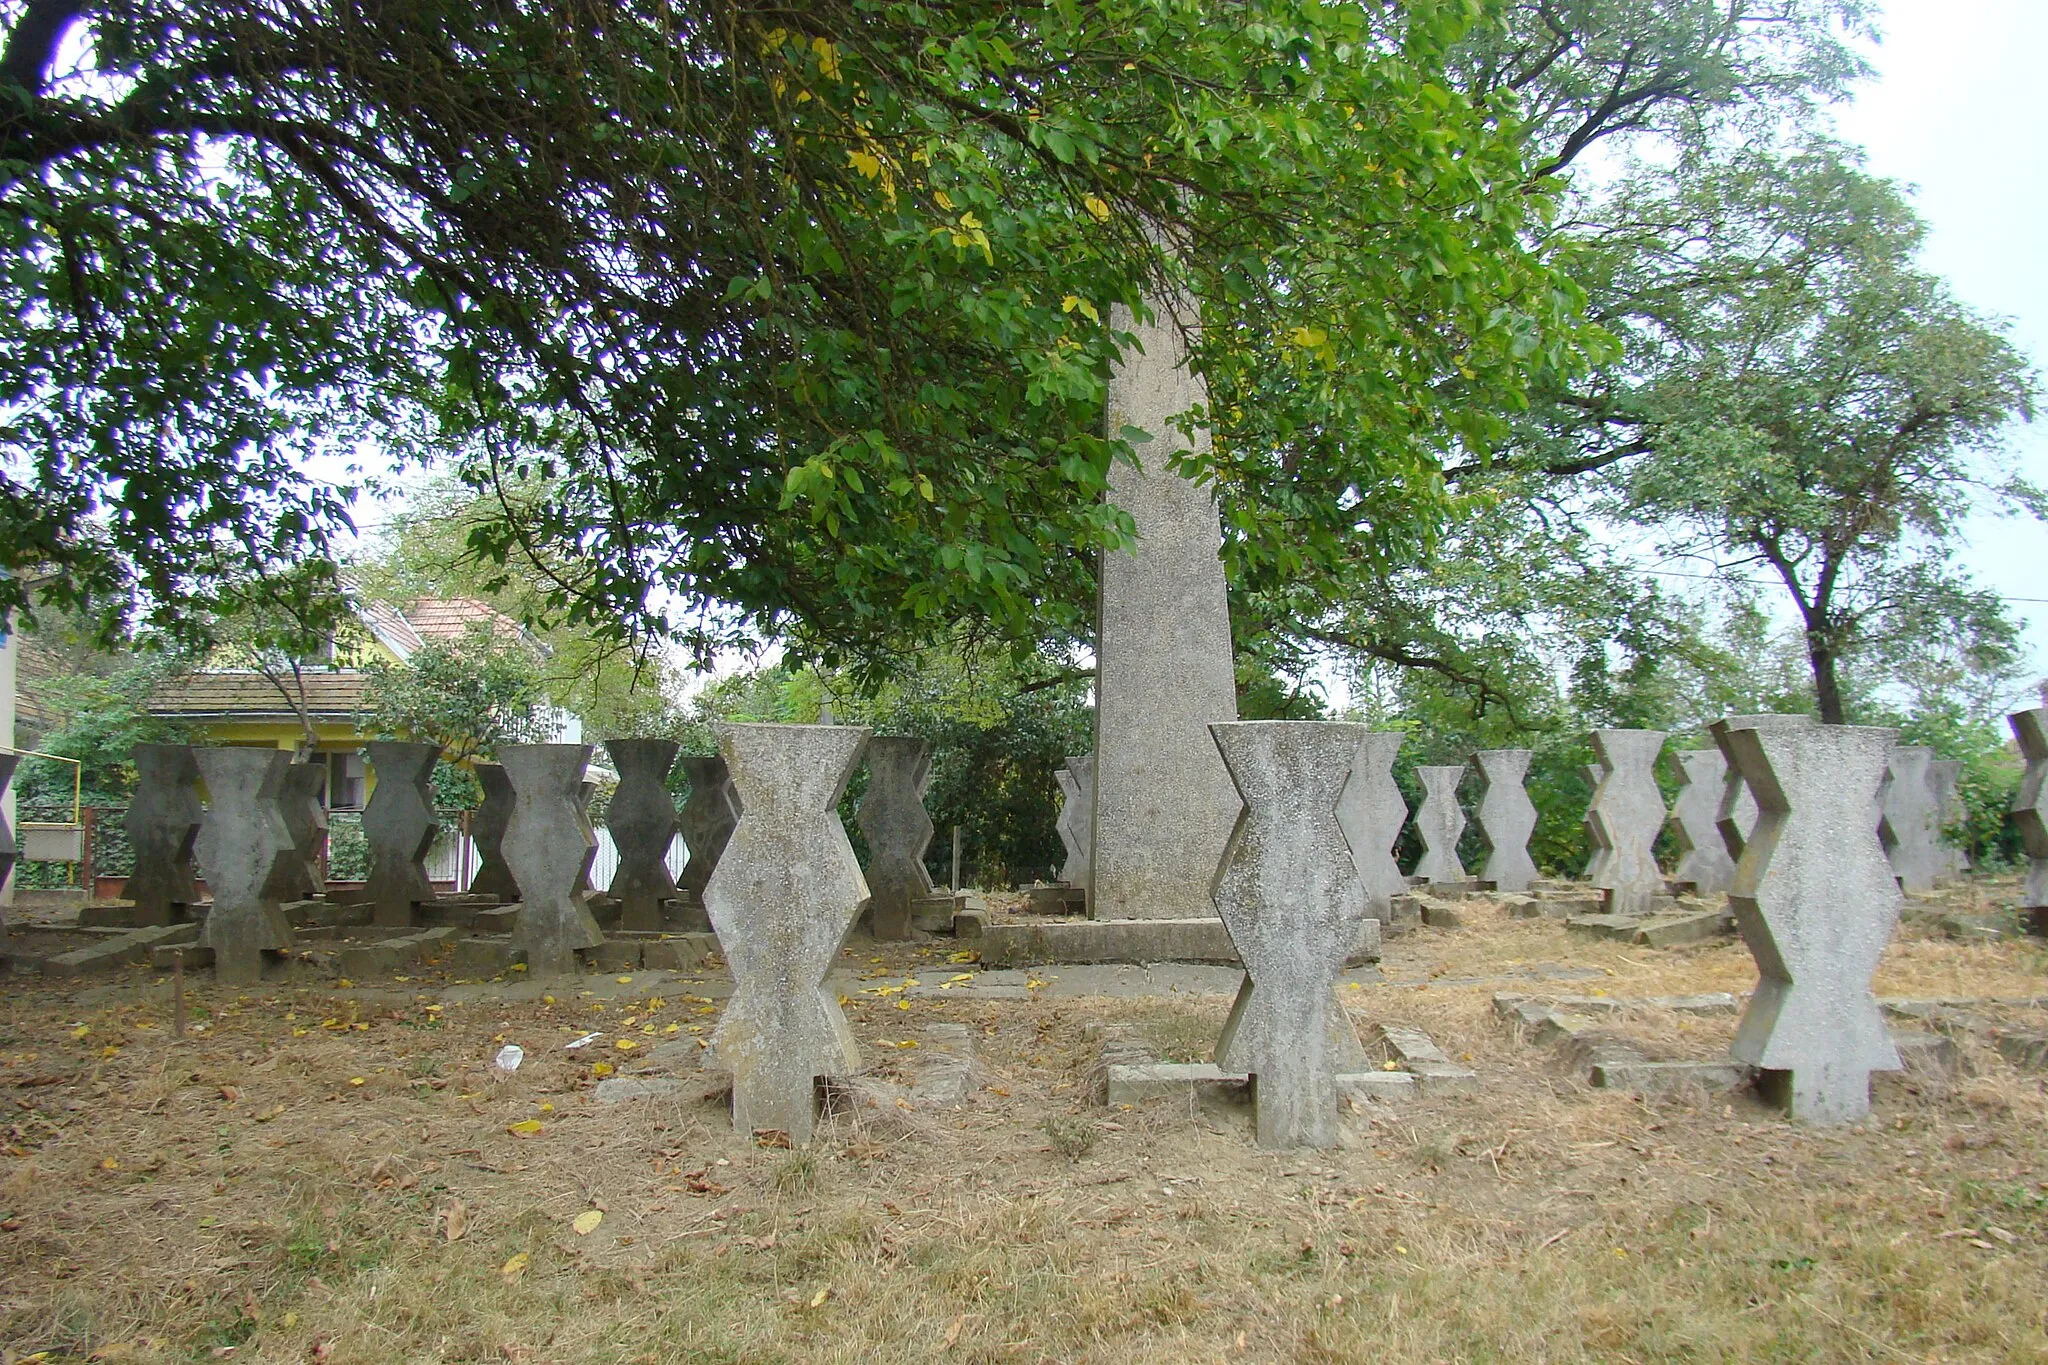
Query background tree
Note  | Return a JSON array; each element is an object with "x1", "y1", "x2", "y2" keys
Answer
[
  {"x1": 1598, "y1": 142, "x2": 2040, "y2": 722},
  {"x1": 1, "y1": 0, "x2": 1584, "y2": 673},
  {"x1": 346, "y1": 477, "x2": 686, "y2": 738},
  {"x1": 359, "y1": 621, "x2": 552, "y2": 765}
]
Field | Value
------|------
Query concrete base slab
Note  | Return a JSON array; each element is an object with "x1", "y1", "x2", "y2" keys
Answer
[
  {"x1": 1564, "y1": 914, "x2": 1645, "y2": 941},
  {"x1": 909, "y1": 894, "x2": 966, "y2": 934},
  {"x1": 1589, "y1": 1059, "x2": 1752, "y2": 1093},
  {"x1": 336, "y1": 926, "x2": 460, "y2": 979},
  {"x1": 149, "y1": 943, "x2": 213, "y2": 969},
  {"x1": 641, "y1": 935, "x2": 722, "y2": 971},
  {"x1": 588, "y1": 940, "x2": 643, "y2": 972},
  {"x1": 452, "y1": 938, "x2": 528, "y2": 977},
  {"x1": 44, "y1": 922, "x2": 201, "y2": 977},
  {"x1": 1631, "y1": 908, "x2": 1735, "y2": 948},
  {"x1": 1938, "y1": 913, "x2": 2007, "y2": 944},
  {"x1": 1105, "y1": 1063, "x2": 1417, "y2": 1107},
  {"x1": 1890, "y1": 1030, "x2": 1960, "y2": 1078},
  {"x1": 1995, "y1": 1033, "x2": 2048, "y2": 1071},
  {"x1": 1374, "y1": 1022, "x2": 1478, "y2": 1092},
  {"x1": 1419, "y1": 900, "x2": 1464, "y2": 930},
  {"x1": 595, "y1": 1077, "x2": 689, "y2": 1104},
  {"x1": 471, "y1": 906, "x2": 520, "y2": 935},
  {"x1": 981, "y1": 916, "x2": 1380, "y2": 969},
  {"x1": 1026, "y1": 884, "x2": 1088, "y2": 915}
]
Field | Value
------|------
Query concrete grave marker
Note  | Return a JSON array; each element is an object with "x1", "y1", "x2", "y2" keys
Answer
[
  {"x1": 0, "y1": 752, "x2": 15, "y2": 910},
  {"x1": 1335, "y1": 732, "x2": 1407, "y2": 920},
  {"x1": 499, "y1": 743, "x2": 603, "y2": 977},
  {"x1": 124, "y1": 744, "x2": 203, "y2": 926},
  {"x1": 605, "y1": 739, "x2": 683, "y2": 932},
  {"x1": 363, "y1": 742, "x2": 440, "y2": 927},
  {"x1": 1723, "y1": 721, "x2": 1901, "y2": 1123},
  {"x1": 1055, "y1": 753, "x2": 1096, "y2": 891},
  {"x1": 192, "y1": 747, "x2": 298, "y2": 984},
  {"x1": 706, "y1": 723, "x2": 872, "y2": 1146},
  {"x1": 857, "y1": 737, "x2": 936, "y2": 941},
  {"x1": 1580, "y1": 760, "x2": 1610, "y2": 885},
  {"x1": 1878, "y1": 745, "x2": 1940, "y2": 894},
  {"x1": 1585, "y1": 730, "x2": 1667, "y2": 915},
  {"x1": 1411, "y1": 764, "x2": 1468, "y2": 886},
  {"x1": 1709, "y1": 714, "x2": 1814, "y2": 862},
  {"x1": 468, "y1": 762, "x2": 521, "y2": 902},
  {"x1": 2011, "y1": 708, "x2": 2048, "y2": 929},
  {"x1": 1669, "y1": 748, "x2": 1735, "y2": 894},
  {"x1": 1091, "y1": 288, "x2": 1241, "y2": 921},
  {"x1": 1209, "y1": 721, "x2": 1371, "y2": 1149},
  {"x1": 676, "y1": 756, "x2": 740, "y2": 933},
  {"x1": 1473, "y1": 749, "x2": 1538, "y2": 893},
  {"x1": 279, "y1": 761, "x2": 328, "y2": 902},
  {"x1": 1928, "y1": 758, "x2": 1967, "y2": 879}
]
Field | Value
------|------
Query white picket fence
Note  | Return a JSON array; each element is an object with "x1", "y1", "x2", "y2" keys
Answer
[{"x1": 425, "y1": 826, "x2": 688, "y2": 893}]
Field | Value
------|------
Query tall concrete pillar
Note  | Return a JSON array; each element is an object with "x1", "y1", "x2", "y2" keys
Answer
[
  {"x1": 1090, "y1": 288, "x2": 1240, "y2": 921},
  {"x1": 857, "y1": 737, "x2": 936, "y2": 941},
  {"x1": 1336, "y1": 732, "x2": 1407, "y2": 919},
  {"x1": 1054, "y1": 754, "x2": 1096, "y2": 892},
  {"x1": 706, "y1": 723, "x2": 871, "y2": 1146},
  {"x1": 500, "y1": 743, "x2": 603, "y2": 977},
  {"x1": 605, "y1": 739, "x2": 682, "y2": 932},
  {"x1": 468, "y1": 762, "x2": 521, "y2": 902},
  {"x1": 1472, "y1": 749, "x2": 1538, "y2": 893},
  {"x1": 126, "y1": 744, "x2": 203, "y2": 925},
  {"x1": 1209, "y1": 721, "x2": 1370, "y2": 1149},
  {"x1": 1878, "y1": 745, "x2": 1941, "y2": 893},
  {"x1": 363, "y1": 741, "x2": 439, "y2": 927},
  {"x1": 1709, "y1": 714, "x2": 1815, "y2": 863},
  {"x1": 1724, "y1": 722, "x2": 1901, "y2": 1123},
  {"x1": 193, "y1": 747, "x2": 297, "y2": 984},
  {"x1": 2010, "y1": 708, "x2": 2048, "y2": 935},
  {"x1": 1586, "y1": 730, "x2": 1667, "y2": 915},
  {"x1": 1669, "y1": 748, "x2": 1735, "y2": 894},
  {"x1": 1411, "y1": 764, "x2": 1468, "y2": 886}
]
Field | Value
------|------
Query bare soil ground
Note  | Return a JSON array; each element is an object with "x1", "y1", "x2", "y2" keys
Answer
[{"x1": 1, "y1": 882, "x2": 2044, "y2": 1364}]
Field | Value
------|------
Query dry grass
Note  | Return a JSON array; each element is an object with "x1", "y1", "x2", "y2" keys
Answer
[{"x1": 0, "y1": 887, "x2": 2044, "y2": 1363}]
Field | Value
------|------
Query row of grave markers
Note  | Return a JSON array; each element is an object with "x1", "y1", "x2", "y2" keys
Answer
[
  {"x1": 106, "y1": 732, "x2": 958, "y2": 983},
  {"x1": 1055, "y1": 723, "x2": 1983, "y2": 915},
  {"x1": 701, "y1": 714, "x2": 2034, "y2": 1146},
  {"x1": 31, "y1": 706, "x2": 2048, "y2": 1148}
]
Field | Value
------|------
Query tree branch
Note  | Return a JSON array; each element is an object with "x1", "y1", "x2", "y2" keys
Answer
[{"x1": 0, "y1": 0, "x2": 84, "y2": 98}]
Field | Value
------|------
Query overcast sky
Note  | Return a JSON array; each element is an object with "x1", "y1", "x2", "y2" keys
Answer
[{"x1": 1832, "y1": 0, "x2": 2048, "y2": 691}]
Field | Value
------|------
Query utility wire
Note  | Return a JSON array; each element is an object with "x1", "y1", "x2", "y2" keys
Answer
[{"x1": 1636, "y1": 566, "x2": 2048, "y2": 605}]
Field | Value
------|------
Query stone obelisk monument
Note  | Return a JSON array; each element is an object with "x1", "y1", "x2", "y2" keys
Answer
[{"x1": 1090, "y1": 287, "x2": 1241, "y2": 920}]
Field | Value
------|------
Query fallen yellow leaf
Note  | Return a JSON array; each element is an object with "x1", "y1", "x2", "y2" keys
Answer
[
  {"x1": 808, "y1": 1286, "x2": 830, "y2": 1308},
  {"x1": 615, "y1": 1039, "x2": 638, "y2": 1052},
  {"x1": 507, "y1": 1119, "x2": 544, "y2": 1137},
  {"x1": 572, "y1": 1209, "x2": 604, "y2": 1236},
  {"x1": 501, "y1": 1251, "x2": 530, "y2": 1282}
]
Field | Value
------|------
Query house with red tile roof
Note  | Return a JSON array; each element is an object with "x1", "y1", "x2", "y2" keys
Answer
[{"x1": 144, "y1": 595, "x2": 570, "y2": 809}]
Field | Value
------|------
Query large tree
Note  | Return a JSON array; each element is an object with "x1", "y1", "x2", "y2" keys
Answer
[
  {"x1": 0, "y1": 0, "x2": 1584, "y2": 665},
  {"x1": 1594, "y1": 142, "x2": 2040, "y2": 722}
]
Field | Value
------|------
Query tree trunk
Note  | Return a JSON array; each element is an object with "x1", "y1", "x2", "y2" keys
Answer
[{"x1": 1807, "y1": 636, "x2": 1845, "y2": 725}]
